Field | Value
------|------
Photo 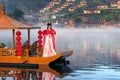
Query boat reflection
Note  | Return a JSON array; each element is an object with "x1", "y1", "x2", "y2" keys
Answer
[{"x1": 0, "y1": 64, "x2": 72, "y2": 80}]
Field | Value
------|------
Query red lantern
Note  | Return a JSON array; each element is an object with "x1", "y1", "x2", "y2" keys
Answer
[
  {"x1": 16, "y1": 37, "x2": 21, "y2": 41},
  {"x1": 38, "y1": 30, "x2": 43, "y2": 48},
  {"x1": 16, "y1": 41, "x2": 22, "y2": 46},
  {"x1": 16, "y1": 51, "x2": 22, "y2": 56},
  {"x1": 16, "y1": 31, "x2": 22, "y2": 56},
  {"x1": 38, "y1": 35, "x2": 43, "y2": 39},
  {"x1": 16, "y1": 47, "x2": 22, "y2": 51},
  {"x1": 38, "y1": 73, "x2": 42, "y2": 80},
  {"x1": 16, "y1": 73, "x2": 22, "y2": 80},
  {"x1": 38, "y1": 39, "x2": 42, "y2": 43},
  {"x1": 38, "y1": 30, "x2": 43, "y2": 34},
  {"x1": 16, "y1": 31, "x2": 21, "y2": 35},
  {"x1": 38, "y1": 44, "x2": 42, "y2": 47}
]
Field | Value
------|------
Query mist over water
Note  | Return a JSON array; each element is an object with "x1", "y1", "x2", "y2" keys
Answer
[
  {"x1": 56, "y1": 28, "x2": 120, "y2": 51},
  {"x1": 1, "y1": 28, "x2": 120, "y2": 54},
  {"x1": 1, "y1": 28, "x2": 120, "y2": 56}
]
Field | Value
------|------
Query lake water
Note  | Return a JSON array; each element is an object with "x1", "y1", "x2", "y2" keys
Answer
[
  {"x1": 56, "y1": 29, "x2": 120, "y2": 80},
  {"x1": 1, "y1": 28, "x2": 120, "y2": 80}
]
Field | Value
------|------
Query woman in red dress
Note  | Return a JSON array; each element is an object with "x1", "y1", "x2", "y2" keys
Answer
[{"x1": 43, "y1": 23, "x2": 56, "y2": 57}]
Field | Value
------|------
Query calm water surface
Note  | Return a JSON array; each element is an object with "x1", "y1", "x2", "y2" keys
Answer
[
  {"x1": 56, "y1": 29, "x2": 120, "y2": 80},
  {"x1": 0, "y1": 28, "x2": 120, "y2": 80}
]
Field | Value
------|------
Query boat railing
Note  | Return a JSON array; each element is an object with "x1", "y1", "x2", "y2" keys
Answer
[{"x1": 0, "y1": 48, "x2": 29, "y2": 57}]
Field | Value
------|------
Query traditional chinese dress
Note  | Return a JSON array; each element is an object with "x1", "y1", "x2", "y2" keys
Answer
[{"x1": 42, "y1": 28, "x2": 56, "y2": 57}]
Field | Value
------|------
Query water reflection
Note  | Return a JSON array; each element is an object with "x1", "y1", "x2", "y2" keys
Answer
[
  {"x1": 0, "y1": 64, "x2": 72, "y2": 80},
  {"x1": 43, "y1": 72, "x2": 55, "y2": 80}
]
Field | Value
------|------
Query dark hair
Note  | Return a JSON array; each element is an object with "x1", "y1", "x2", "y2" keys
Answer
[{"x1": 47, "y1": 23, "x2": 52, "y2": 26}]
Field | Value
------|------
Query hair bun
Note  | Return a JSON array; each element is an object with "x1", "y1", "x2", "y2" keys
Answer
[{"x1": 47, "y1": 23, "x2": 52, "y2": 26}]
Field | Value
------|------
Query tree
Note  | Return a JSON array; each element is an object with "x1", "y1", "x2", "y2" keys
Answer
[
  {"x1": 0, "y1": 43, "x2": 6, "y2": 48},
  {"x1": 74, "y1": 18, "x2": 83, "y2": 28},
  {"x1": 9, "y1": 8, "x2": 25, "y2": 22}
]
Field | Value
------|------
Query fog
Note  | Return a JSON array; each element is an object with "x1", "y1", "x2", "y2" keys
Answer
[
  {"x1": 0, "y1": 28, "x2": 120, "y2": 51},
  {"x1": 55, "y1": 29, "x2": 120, "y2": 52}
]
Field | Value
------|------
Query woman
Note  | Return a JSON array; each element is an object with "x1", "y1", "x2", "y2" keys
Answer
[{"x1": 43, "y1": 23, "x2": 56, "y2": 57}]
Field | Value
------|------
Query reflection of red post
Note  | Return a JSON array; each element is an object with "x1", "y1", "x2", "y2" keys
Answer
[
  {"x1": 16, "y1": 73, "x2": 22, "y2": 80},
  {"x1": 38, "y1": 72, "x2": 42, "y2": 80},
  {"x1": 38, "y1": 30, "x2": 43, "y2": 56},
  {"x1": 16, "y1": 31, "x2": 22, "y2": 58}
]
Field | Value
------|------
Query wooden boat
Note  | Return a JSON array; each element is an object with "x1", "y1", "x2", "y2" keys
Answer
[
  {"x1": 0, "y1": 2, "x2": 73, "y2": 68},
  {"x1": 0, "y1": 49, "x2": 73, "y2": 68}
]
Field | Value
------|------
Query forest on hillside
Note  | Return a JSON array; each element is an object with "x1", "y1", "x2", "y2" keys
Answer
[{"x1": 0, "y1": 0, "x2": 119, "y2": 26}]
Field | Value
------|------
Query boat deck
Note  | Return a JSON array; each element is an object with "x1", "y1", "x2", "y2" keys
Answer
[{"x1": 0, "y1": 48, "x2": 73, "y2": 65}]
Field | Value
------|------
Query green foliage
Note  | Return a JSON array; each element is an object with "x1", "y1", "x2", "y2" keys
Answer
[
  {"x1": 4, "y1": 0, "x2": 120, "y2": 26},
  {"x1": 0, "y1": 43, "x2": 6, "y2": 48},
  {"x1": 13, "y1": 8, "x2": 24, "y2": 19},
  {"x1": 75, "y1": 18, "x2": 82, "y2": 23},
  {"x1": 63, "y1": 0, "x2": 120, "y2": 25},
  {"x1": 7, "y1": 0, "x2": 49, "y2": 13},
  {"x1": 74, "y1": 18, "x2": 83, "y2": 27},
  {"x1": 101, "y1": 9, "x2": 120, "y2": 22},
  {"x1": 9, "y1": 8, "x2": 25, "y2": 22}
]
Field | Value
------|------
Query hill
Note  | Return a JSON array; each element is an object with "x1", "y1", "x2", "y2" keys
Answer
[{"x1": 2, "y1": 0, "x2": 50, "y2": 14}]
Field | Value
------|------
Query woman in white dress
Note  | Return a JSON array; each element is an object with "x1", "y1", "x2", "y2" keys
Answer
[{"x1": 43, "y1": 23, "x2": 56, "y2": 57}]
